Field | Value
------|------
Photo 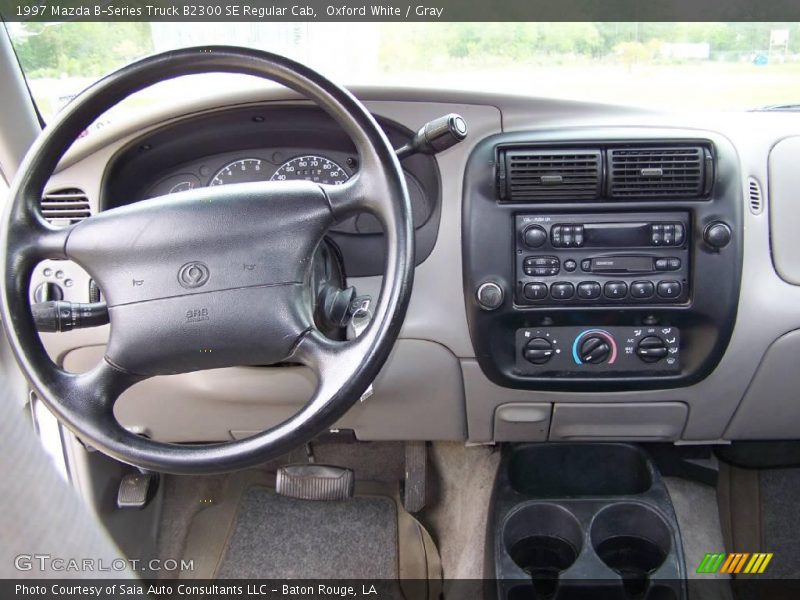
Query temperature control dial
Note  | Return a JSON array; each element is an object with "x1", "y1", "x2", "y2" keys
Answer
[
  {"x1": 572, "y1": 329, "x2": 617, "y2": 366},
  {"x1": 579, "y1": 336, "x2": 612, "y2": 364}
]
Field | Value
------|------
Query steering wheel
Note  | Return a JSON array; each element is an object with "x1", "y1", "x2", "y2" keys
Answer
[{"x1": 0, "y1": 47, "x2": 414, "y2": 474}]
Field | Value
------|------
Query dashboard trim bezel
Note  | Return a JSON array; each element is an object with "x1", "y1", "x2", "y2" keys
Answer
[{"x1": 462, "y1": 127, "x2": 744, "y2": 392}]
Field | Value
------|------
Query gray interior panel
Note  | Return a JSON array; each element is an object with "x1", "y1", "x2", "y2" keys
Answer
[
  {"x1": 769, "y1": 136, "x2": 800, "y2": 285},
  {"x1": 493, "y1": 402, "x2": 551, "y2": 442},
  {"x1": 725, "y1": 329, "x2": 800, "y2": 439},
  {"x1": 61, "y1": 339, "x2": 466, "y2": 442},
  {"x1": 28, "y1": 88, "x2": 800, "y2": 444},
  {"x1": 549, "y1": 402, "x2": 688, "y2": 441}
]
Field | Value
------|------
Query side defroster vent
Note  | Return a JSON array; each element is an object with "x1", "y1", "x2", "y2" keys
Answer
[
  {"x1": 747, "y1": 177, "x2": 764, "y2": 215},
  {"x1": 608, "y1": 146, "x2": 712, "y2": 199},
  {"x1": 41, "y1": 188, "x2": 91, "y2": 226},
  {"x1": 497, "y1": 148, "x2": 602, "y2": 202}
]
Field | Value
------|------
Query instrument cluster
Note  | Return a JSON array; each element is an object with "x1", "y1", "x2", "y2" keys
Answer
[{"x1": 146, "y1": 151, "x2": 354, "y2": 197}]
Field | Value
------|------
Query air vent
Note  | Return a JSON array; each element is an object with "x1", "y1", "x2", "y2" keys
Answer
[
  {"x1": 747, "y1": 177, "x2": 764, "y2": 214},
  {"x1": 41, "y1": 188, "x2": 91, "y2": 226},
  {"x1": 608, "y1": 146, "x2": 711, "y2": 199},
  {"x1": 498, "y1": 148, "x2": 602, "y2": 202}
]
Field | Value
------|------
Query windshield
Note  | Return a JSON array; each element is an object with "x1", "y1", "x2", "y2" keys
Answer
[{"x1": 6, "y1": 22, "x2": 800, "y2": 124}]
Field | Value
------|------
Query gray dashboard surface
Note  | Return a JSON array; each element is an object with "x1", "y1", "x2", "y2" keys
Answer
[
  {"x1": 31, "y1": 88, "x2": 800, "y2": 444},
  {"x1": 768, "y1": 136, "x2": 800, "y2": 285}
]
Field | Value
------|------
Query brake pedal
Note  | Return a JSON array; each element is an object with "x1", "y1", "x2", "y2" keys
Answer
[
  {"x1": 117, "y1": 472, "x2": 157, "y2": 509},
  {"x1": 276, "y1": 465, "x2": 355, "y2": 501}
]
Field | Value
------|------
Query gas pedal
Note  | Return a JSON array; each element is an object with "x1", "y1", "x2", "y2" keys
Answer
[{"x1": 276, "y1": 464, "x2": 355, "y2": 501}]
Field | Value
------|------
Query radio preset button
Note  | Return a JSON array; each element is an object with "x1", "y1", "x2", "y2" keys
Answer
[
  {"x1": 523, "y1": 282, "x2": 548, "y2": 300},
  {"x1": 577, "y1": 282, "x2": 601, "y2": 299},
  {"x1": 657, "y1": 281, "x2": 682, "y2": 298},
  {"x1": 604, "y1": 281, "x2": 628, "y2": 299},
  {"x1": 630, "y1": 281, "x2": 655, "y2": 298},
  {"x1": 550, "y1": 282, "x2": 575, "y2": 300}
]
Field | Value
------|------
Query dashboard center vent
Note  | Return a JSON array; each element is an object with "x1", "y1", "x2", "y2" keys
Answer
[
  {"x1": 41, "y1": 188, "x2": 91, "y2": 226},
  {"x1": 608, "y1": 146, "x2": 711, "y2": 199},
  {"x1": 498, "y1": 148, "x2": 602, "y2": 202},
  {"x1": 747, "y1": 177, "x2": 764, "y2": 215}
]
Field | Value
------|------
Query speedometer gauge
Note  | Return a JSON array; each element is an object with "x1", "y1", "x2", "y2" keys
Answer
[
  {"x1": 271, "y1": 155, "x2": 349, "y2": 185},
  {"x1": 209, "y1": 158, "x2": 267, "y2": 186}
]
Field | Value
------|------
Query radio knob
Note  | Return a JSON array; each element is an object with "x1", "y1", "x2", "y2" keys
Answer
[
  {"x1": 636, "y1": 336, "x2": 669, "y2": 363},
  {"x1": 523, "y1": 337, "x2": 555, "y2": 365},
  {"x1": 703, "y1": 221, "x2": 732, "y2": 249},
  {"x1": 579, "y1": 335, "x2": 612, "y2": 364},
  {"x1": 522, "y1": 225, "x2": 547, "y2": 248}
]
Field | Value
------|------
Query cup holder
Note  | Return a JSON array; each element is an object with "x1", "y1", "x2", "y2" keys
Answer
[
  {"x1": 591, "y1": 503, "x2": 672, "y2": 598},
  {"x1": 504, "y1": 503, "x2": 583, "y2": 598}
]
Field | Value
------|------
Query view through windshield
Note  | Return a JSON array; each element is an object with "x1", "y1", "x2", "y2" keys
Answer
[{"x1": 6, "y1": 22, "x2": 800, "y2": 124}]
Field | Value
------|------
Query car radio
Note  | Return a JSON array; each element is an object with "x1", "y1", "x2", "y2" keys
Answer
[{"x1": 515, "y1": 212, "x2": 690, "y2": 306}]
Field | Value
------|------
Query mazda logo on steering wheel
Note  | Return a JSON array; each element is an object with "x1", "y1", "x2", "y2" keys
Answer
[{"x1": 178, "y1": 261, "x2": 210, "y2": 289}]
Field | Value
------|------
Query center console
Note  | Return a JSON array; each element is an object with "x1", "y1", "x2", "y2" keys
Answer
[
  {"x1": 490, "y1": 444, "x2": 687, "y2": 599},
  {"x1": 463, "y1": 128, "x2": 742, "y2": 390}
]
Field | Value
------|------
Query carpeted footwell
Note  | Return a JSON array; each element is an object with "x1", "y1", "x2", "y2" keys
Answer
[
  {"x1": 215, "y1": 487, "x2": 398, "y2": 579},
  {"x1": 758, "y1": 468, "x2": 800, "y2": 579}
]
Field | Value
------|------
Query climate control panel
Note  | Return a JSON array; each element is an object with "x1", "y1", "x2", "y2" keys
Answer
[{"x1": 515, "y1": 325, "x2": 680, "y2": 376}]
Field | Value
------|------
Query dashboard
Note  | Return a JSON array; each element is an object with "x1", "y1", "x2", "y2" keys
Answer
[{"x1": 29, "y1": 88, "x2": 800, "y2": 447}]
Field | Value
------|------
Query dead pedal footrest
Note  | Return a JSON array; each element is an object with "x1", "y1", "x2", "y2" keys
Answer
[{"x1": 276, "y1": 464, "x2": 355, "y2": 501}]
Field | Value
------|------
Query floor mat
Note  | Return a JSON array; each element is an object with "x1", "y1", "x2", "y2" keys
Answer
[
  {"x1": 759, "y1": 468, "x2": 800, "y2": 579},
  {"x1": 215, "y1": 486, "x2": 398, "y2": 579}
]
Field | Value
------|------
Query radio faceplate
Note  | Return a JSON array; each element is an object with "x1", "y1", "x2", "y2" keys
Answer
[{"x1": 515, "y1": 212, "x2": 690, "y2": 307}]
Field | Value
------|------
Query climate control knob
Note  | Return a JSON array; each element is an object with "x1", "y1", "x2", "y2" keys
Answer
[
  {"x1": 636, "y1": 336, "x2": 668, "y2": 363},
  {"x1": 578, "y1": 335, "x2": 612, "y2": 364},
  {"x1": 523, "y1": 337, "x2": 555, "y2": 365}
]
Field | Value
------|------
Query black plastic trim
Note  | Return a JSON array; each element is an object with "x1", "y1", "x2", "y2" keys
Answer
[{"x1": 462, "y1": 127, "x2": 743, "y2": 392}]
